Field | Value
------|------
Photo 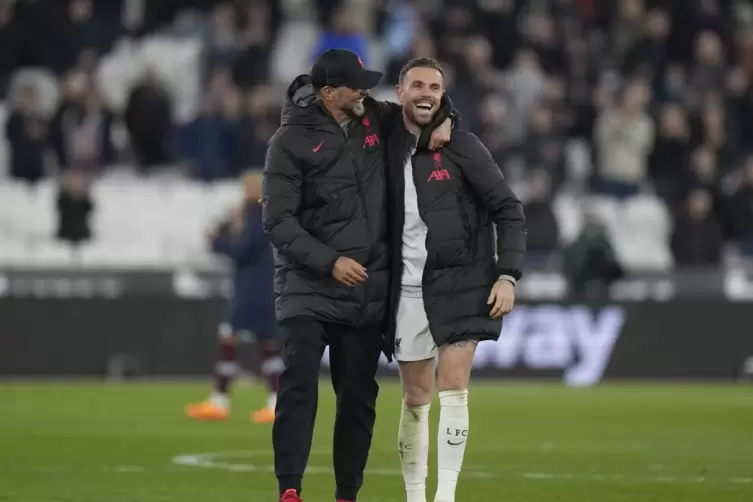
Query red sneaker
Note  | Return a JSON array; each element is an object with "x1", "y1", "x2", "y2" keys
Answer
[
  {"x1": 336, "y1": 499, "x2": 354, "y2": 502},
  {"x1": 281, "y1": 489, "x2": 302, "y2": 502}
]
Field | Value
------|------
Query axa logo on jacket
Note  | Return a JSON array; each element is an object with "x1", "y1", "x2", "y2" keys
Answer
[
  {"x1": 428, "y1": 151, "x2": 450, "y2": 181},
  {"x1": 363, "y1": 133, "x2": 380, "y2": 149}
]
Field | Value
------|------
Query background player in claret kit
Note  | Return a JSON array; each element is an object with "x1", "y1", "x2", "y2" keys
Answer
[
  {"x1": 385, "y1": 57, "x2": 527, "y2": 502},
  {"x1": 185, "y1": 170, "x2": 282, "y2": 424}
]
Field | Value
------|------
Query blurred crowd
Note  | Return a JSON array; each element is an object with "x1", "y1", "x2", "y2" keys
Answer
[
  {"x1": 381, "y1": 0, "x2": 753, "y2": 270},
  {"x1": 3, "y1": 0, "x2": 753, "y2": 273},
  {"x1": 1, "y1": 0, "x2": 284, "y2": 182}
]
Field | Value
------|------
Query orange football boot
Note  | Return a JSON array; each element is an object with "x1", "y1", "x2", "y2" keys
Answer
[
  {"x1": 250, "y1": 407, "x2": 275, "y2": 424},
  {"x1": 185, "y1": 401, "x2": 229, "y2": 421}
]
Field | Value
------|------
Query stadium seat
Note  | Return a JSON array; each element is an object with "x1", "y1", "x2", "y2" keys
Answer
[
  {"x1": 0, "y1": 168, "x2": 680, "y2": 272},
  {"x1": 564, "y1": 139, "x2": 592, "y2": 188},
  {"x1": 552, "y1": 193, "x2": 584, "y2": 245},
  {"x1": 270, "y1": 20, "x2": 319, "y2": 84},
  {"x1": 25, "y1": 179, "x2": 57, "y2": 240},
  {"x1": 97, "y1": 35, "x2": 202, "y2": 122},
  {"x1": 615, "y1": 195, "x2": 673, "y2": 271},
  {"x1": 25, "y1": 241, "x2": 75, "y2": 268},
  {"x1": 611, "y1": 228, "x2": 673, "y2": 272},
  {"x1": 0, "y1": 103, "x2": 8, "y2": 178},
  {"x1": 209, "y1": 181, "x2": 244, "y2": 219},
  {"x1": 623, "y1": 194, "x2": 671, "y2": 238},
  {"x1": 367, "y1": 39, "x2": 387, "y2": 74},
  {"x1": 585, "y1": 195, "x2": 620, "y2": 232},
  {"x1": 0, "y1": 180, "x2": 32, "y2": 236},
  {"x1": 0, "y1": 239, "x2": 29, "y2": 266},
  {"x1": 79, "y1": 237, "x2": 165, "y2": 268}
]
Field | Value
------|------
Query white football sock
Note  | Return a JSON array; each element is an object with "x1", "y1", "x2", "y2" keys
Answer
[
  {"x1": 266, "y1": 392, "x2": 277, "y2": 410},
  {"x1": 398, "y1": 401, "x2": 430, "y2": 502},
  {"x1": 209, "y1": 391, "x2": 229, "y2": 410},
  {"x1": 435, "y1": 389, "x2": 469, "y2": 502}
]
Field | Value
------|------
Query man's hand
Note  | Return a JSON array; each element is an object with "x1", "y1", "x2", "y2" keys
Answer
[
  {"x1": 487, "y1": 279, "x2": 515, "y2": 319},
  {"x1": 428, "y1": 118, "x2": 452, "y2": 150},
  {"x1": 332, "y1": 257, "x2": 368, "y2": 287}
]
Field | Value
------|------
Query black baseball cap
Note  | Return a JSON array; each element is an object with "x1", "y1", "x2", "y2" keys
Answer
[{"x1": 311, "y1": 49, "x2": 383, "y2": 90}]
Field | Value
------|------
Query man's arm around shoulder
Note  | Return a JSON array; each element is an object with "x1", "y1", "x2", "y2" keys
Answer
[
  {"x1": 448, "y1": 130, "x2": 527, "y2": 280},
  {"x1": 262, "y1": 131, "x2": 340, "y2": 276},
  {"x1": 370, "y1": 93, "x2": 460, "y2": 142}
]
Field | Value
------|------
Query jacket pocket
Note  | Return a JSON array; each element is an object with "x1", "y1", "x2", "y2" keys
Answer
[
  {"x1": 461, "y1": 189, "x2": 485, "y2": 262},
  {"x1": 317, "y1": 186, "x2": 342, "y2": 203},
  {"x1": 456, "y1": 192, "x2": 473, "y2": 244},
  {"x1": 316, "y1": 186, "x2": 353, "y2": 224},
  {"x1": 300, "y1": 207, "x2": 320, "y2": 231}
]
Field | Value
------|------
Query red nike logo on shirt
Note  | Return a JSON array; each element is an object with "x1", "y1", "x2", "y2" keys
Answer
[{"x1": 313, "y1": 140, "x2": 324, "y2": 152}]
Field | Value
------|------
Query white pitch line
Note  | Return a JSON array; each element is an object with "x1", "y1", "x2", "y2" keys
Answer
[
  {"x1": 110, "y1": 466, "x2": 146, "y2": 473},
  {"x1": 172, "y1": 450, "x2": 494, "y2": 478},
  {"x1": 523, "y1": 473, "x2": 555, "y2": 480},
  {"x1": 730, "y1": 478, "x2": 753, "y2": 484},
  {"x1": 169, "y1": 450, "x2": 753, "y2": 486},
  {"x1": 655, "y1": 476, "x2": 676, "y2": 482}
]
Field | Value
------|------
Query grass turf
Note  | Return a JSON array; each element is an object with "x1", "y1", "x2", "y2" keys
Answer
[{"x1": 0, "y1": 380, "x2": 752, "y2": 501}]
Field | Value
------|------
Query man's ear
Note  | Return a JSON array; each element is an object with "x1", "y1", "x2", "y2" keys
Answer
[{"x1": 395, "y1": 84, "x2": 403, "y2": 102}]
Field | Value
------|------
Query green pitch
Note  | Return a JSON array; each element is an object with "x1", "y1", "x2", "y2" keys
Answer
[{"x1": 1, "y1": 380, "x2": 751, "y2": 501}]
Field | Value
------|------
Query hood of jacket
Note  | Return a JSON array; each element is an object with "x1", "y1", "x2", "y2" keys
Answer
[{"x1": 279, "y1": 74, "x2": 332, "y2": 128}]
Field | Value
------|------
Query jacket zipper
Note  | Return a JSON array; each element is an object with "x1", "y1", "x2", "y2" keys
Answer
[{"x1": 344, "y1": 126, "x2": 371, "y2": 326}]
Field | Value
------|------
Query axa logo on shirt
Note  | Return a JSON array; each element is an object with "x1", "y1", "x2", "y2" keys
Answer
[{"x1": 363, "y1": 133, "x2": 379, "y2": 149}]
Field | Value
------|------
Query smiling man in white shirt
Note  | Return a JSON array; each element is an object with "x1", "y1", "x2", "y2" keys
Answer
[{"x1": 385, "y1": 57, "x2": 527, "y2": 502}]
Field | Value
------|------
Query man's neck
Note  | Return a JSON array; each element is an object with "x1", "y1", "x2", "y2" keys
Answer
[
  {"x1": 321, "y1": 101, "x2": 349, "y2": 124},
  {"x1": 402, "y1": 110, "x2": 420, "y2": 136}
]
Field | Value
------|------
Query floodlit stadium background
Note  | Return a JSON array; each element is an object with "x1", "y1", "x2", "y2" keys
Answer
[{"x1": 0, "y1": 1, "x2": 752, "y2": 501}]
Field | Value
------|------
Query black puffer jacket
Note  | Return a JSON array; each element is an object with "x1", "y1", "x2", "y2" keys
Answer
[
  {"x1": 263, "y1": 75, "x2": 443, "y2": 327},
  {"x1": 386, "y1": 122, "x2": 527, "y2": 355}
]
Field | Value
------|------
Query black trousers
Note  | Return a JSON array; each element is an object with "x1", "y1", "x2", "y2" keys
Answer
[{"x1": 273, "y1": 318, "x2": 383, "y2": 501}]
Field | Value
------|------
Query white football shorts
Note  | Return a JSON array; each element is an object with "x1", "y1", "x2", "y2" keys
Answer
[{"x1": 393, "y1": 288, "x2": 437, "y2": 362}]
